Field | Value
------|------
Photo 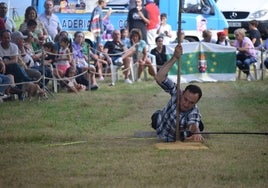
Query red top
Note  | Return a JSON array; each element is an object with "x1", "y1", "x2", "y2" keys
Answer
[
  {"x1": 145, "y1": 3, "x2": 160, "y2": 30},
  {"x1": 0, "y1": 18, "x2": 5, "y2": 32}
]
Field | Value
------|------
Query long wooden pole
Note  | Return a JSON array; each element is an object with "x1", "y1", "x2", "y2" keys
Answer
[{"x1": 175, "y1": 0, "x2": 183, "y2": 141}]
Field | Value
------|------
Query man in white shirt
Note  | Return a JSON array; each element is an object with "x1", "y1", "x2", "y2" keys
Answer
[{"x1": 38, "y1": 0, "x2": 61, "y2": 40}]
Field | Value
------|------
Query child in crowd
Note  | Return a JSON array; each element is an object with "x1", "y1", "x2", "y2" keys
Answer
[
  {"x1": 55, "y1": 36, "x2": 73, "y2": 78},
  {"x1": 120, "y1": 28, "x2": 130, "y2": 46},
  {"x1": 65, "y1": 66, "x2": 86, "y2": 93},
  {"x1": 96, "y1": 42, "x2": 111, "y2": 81},
  {"x1": 216, "y1": 31, "x2": 230, "y2": 46}
]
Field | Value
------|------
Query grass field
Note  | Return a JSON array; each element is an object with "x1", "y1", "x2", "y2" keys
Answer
[{"x1": 0, "y1": 77, "x2": 268, "y2": 187}]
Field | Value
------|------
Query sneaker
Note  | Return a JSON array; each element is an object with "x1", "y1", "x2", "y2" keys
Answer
[
  {"x1": 124, "y1": 78, "x2": 133, "y2": 84},
  {"x1": 114, "y1": 57, "x2": 123, "y2": 66},
  {"x1": 90, "y1": 85, "x2": 99, "y2": 90},
  {"x1": 0, "y1": 92, "x2": 7, "y2": 97},
  {"x1": 247, "y1": 74, "x2": 254, "y2": 81},
  {"x1": 109, "y1": 83, "x2": 115, "y2": 86},
  {"x1": 99, "y1": 76, "x2": 105, "y2": 81},
  {"x1": 137, "y1": 78, "x2": 142, "y2": 82}
]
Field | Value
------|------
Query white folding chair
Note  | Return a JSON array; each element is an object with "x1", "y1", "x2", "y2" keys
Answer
[
  {"x1": 110, "y1": 60, "x2": 135, "y2": 85},
  {"x1": 237, "y1": 50, "x2": 261, "y2": 80},
  {"x1": 132, "y1": 53, "x2": 157, "y2": 81}
]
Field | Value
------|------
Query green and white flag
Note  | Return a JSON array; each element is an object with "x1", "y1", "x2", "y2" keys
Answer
[{"x1": 166, "y1": 42, "x2": 237, "y2": 83}]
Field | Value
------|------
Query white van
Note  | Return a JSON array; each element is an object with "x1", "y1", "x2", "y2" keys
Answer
[{"x1": 216, "y1": 0, "x2": 268, "y2": 36}]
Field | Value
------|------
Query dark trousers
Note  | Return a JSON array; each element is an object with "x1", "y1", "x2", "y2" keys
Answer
[{"x1": 5, "y1": 63, "x2": 32, "y2": 84}]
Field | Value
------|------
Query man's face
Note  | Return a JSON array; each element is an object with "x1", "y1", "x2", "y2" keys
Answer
[
  {"x1": 1, "y1": 32, "x2": 11, "y2": 45},
  {"x1": 0, "y1": 3, "x2": 8, "y2": 16},
  {"x1": 44, "y1": 0, "x2": 54, "y2": 12},
  {"x1": 112, "y1": 31, "x2": 121, "y2": 42},
  {"x1": 180, "y1": 90, "x2": 200, "y2": 112}
]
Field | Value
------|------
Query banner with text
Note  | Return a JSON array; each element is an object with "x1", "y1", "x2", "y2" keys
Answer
[{"x1": 167, "y1": 42, "x2": 237, "y2": 83}]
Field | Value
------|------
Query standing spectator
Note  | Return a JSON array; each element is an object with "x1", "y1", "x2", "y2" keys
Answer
[
  {"x1": 260, "y1": 26, "x2": 268, "y2": 68},
  {"x1": 216, "y1": 31, "x2": 230, "y2": 46},
  {"x1": 0, "y1": 2, "x2": 15, "y2": 32},
  {"x1": 103, "y1": 30, "x2": 133, "y2": 85},
  {"x1": 89, "y1": 0, "x2": 112, "y2": 50},
  {"x1": 145, "y1": 0, "x2": 160, "y2": 49},
  {"x1": 127, "y1": 0, "x2": 150, "y2": 43},
  {"x1": 150, "y1": 36, "x2": 167, "y2": 72},
  {"x1": 120, "y1": 28, "x2": 130, "y2": 47},
  {"x1": 201, "y1": 29, "x2": 216, "y2": 43},
  {"x1": 19, "y1": 6, "x2": 49, "y2": 41},
  {"x1": 38, "y1": 0, "x2": 61, "y2": 40},
  {"x1": 232, "y1": 28, "x2": 257, "y2": 81},
  {"x1": 157, "y1": 13, "x2": 172, "y2": 45},
  {"x1": 248, "y1": 20, "x2": 262, "y2": 48},
  {"x1": 72, "y1": 31, "x2": 98, "y2": 90}
]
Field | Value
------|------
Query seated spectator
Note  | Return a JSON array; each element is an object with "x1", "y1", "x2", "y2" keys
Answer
[
  {"x1": 0, "y1": 57, "x2": 10, "y2": 96},
  {"x1": 54, "y1": 30, "x2": 72, "y2": 52},
  {"x1": 54, "y1": 36, "x2": 73, "y2": 78},
  {"x1": 43, "y1": 41, "x2": 56, "y2": 67},
  {"x1": 22, "y1": 29, "x2": 43, "y2": 65},
  {"x1": 171, "y1": 30, "x2": 189, "y2": 44},
  {"x1": 19, "y1": 6, "x2": 49, "y2": 41},
  {"x1": 150, "y1": 36, "x2": 167, "y2": 72},
  {"x1": 201, "y1": 29, "x2": 216, "y2": 43},
  {"x1": 0, "y1": 57, "x2": 23, "y2": 97},
  {"x1": 232, "y1": 28, "x2": 257, "y2": 81},
  {"x1": 216, "y1": 31, "x2": 230, "y2": 46},
  {"x1": 11, "y1": 31, "x2": 53, "y2": 86},
  {"x1": 11, "y1": 31, "x2": 42, "y2": 81},
  {"x1": 95, "y1": 42, "x2": 111, "y2": 81},
  {"x1": 72, "y1": 31, "x2": 98, "y2": 90},
  {"x1": 103, "y1": 30, "x2": 133, "y2": 85},
  {"x1": 0, "y1": 30, "x2": 33, "y2": 85},
  {"x1": 65, "y1": 66, "x2": 86, "y2": 93},
  {"x1": 122, "y1": 28, "x2": 156, "y2": 81}
]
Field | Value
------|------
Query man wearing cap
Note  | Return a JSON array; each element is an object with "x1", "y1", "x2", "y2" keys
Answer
[
  {"x1": 145, "y1": 0, "x2": 160, "y2": 50},
  {"x1": 0, "y1": 30, "x2": 33, "y2": 84},
  {"x1": 11, "y1": 31, "x2": 53, "y2": 85}
]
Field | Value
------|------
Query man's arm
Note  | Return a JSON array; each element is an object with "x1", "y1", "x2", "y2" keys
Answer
[{"x1": 155, "y1": 44, "x2": 182, "y2": 84}]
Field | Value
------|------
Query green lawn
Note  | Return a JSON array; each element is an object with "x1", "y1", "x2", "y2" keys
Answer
[{"x1": 0, "y1": 78, "x2": 268, "y2": 187}]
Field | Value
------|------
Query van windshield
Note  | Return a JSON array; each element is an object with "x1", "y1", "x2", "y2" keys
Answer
[{"x1": 182, "y1": 0, "x2": 213, "y2": 15}]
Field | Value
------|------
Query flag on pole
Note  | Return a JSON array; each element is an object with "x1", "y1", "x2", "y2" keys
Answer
[{"x1": 167, "y1": 42, "x2": 237, "y2": 83}]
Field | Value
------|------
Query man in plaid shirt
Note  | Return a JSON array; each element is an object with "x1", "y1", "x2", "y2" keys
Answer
[{"x1": 152, "y1": 44, "x2": 204, "y2": 142}]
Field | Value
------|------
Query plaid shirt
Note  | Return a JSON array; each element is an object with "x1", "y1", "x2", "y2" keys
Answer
[{"x1": 156, "y1": 78, "x2": 201, "y2": 142}]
